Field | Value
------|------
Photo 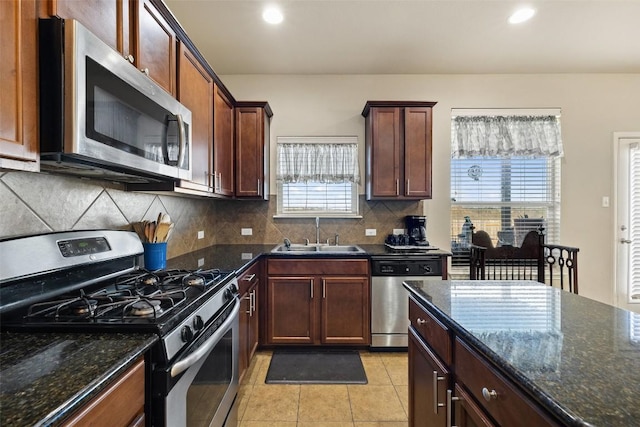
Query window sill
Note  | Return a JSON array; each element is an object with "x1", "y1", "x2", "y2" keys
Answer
[{"x1": 273, "y1": 214, "x2": 363, "y2": 219}]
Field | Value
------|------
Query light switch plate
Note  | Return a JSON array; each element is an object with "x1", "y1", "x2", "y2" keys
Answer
[
  {"x1": 197, "y1": 258, "x2": 205, "y2": 267},
  {"x1": 241, "y1": 228, "x2": 253, "y2": 236},
  {"x1": 365, "y1": 228, "x2": 377, "y2": 236},
  {"x1": 197, "y1": 230, "x2": 204, "y2": 239},
  {"x1": 602, "y1": 196, "x2": 610, "y2": 207}
]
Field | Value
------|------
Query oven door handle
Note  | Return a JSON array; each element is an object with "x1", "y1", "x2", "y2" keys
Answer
[{"x1": 170, "y1": 297, "x2": 239, "y2": 378}]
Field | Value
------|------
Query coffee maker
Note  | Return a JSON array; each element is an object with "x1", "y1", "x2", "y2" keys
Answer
[{"x1": 406, "y1": 215, "x2": 429, "y2": 246}]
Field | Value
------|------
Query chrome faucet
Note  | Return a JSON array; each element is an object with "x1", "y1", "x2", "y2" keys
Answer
[{"x1": 315, "y1": 217, "x2": 320, "y2": 245}]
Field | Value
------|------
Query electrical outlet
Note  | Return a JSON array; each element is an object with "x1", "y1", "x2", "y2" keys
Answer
[
  {"x1": 241, "y1": 228, "x2": 253, "y2": 236},
  {"x1": 602, "y1": 196, "x2": 610, "y2": 208},
  {"x1": 241, "y1": 252, "x2": 253, "y2": 260},
  {"x1": 365, "y1": 228, "x2": 377, "y2": 236},
  {"x1": 197, "y1": 258, "x2": 205, "y2": 267},
  {"x1": 393, "y1": 228, "x2": 405, "y2": 235},
  {"x1": 197, "y1": 230, "x2": 204, "y2": 240}
]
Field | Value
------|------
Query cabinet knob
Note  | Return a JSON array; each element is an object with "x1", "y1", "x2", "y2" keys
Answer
[
  {"x1": 141, "y1": 67, "x2": 150, "y2": 76},
  {"x1": 482, "y1": 387, "x2": 498, "y2": 401},
  {"x1": 124, "y1": 54, "x2": 134, "y2": 64},
  {"x1": 417, "y1": 317, "x2": 428, "y2": 325}
]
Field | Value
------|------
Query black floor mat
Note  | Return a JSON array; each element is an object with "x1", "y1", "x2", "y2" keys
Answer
[{"x1": 265, "y1": 350, "x2": 368, "y2": 384}]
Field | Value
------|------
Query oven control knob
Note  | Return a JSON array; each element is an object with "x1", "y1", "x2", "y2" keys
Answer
[
  {"x1": 193, "y1": 315, "x2": 204, "y2": 331},
  {"x1": 181, "y1": 325, "x2": 194, "y2": 343},
  {"x1": 229, "y1": 283, "x2": 238, "y2": 294}
]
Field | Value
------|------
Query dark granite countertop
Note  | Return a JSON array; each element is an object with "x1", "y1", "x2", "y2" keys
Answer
[
  {"x1": 165, "y1": 243, "x2": 451, "y2": 274},
  {"x1": 403, "y1": 280, "x2": 640, "y2": 427},
  {"x1": 0, "y1": 332, "x2": 157, "y2": 427}
]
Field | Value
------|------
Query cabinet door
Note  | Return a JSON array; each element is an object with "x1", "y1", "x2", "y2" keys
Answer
[
  {"x1": 409, "y1": 327, "x2": 449, "y2": 427},
  {"x1": 248, "y1": 283, "x2": 260, "y2": 360},
  {"x1": 404, "y1": 107, "x2": 433, "y2": 198},
  {"x1": 177, "y1": 42, "x2": 213, "y2": 191},
  {"x1": 321, "y1": 276, "x2": 370, "y2": 345},
  {"x1": 213, "y1": 84, "x2": 234, "y2": 196},
  {"x1": 0, "y1": 0, "x2": 39, "y2": 171},
  {"x1": 368, "y1": 107, "x2": 401, "y2": 198},
  {"x1": 235, "y1": 106, "x2": 265, "y2": 198},
  {"x1": 266, "y1": 277, "x2": 316, "y2": 345},
  {"x1": 238, "y1": 287, "x2": 250, "y2": 381},
  {"x1": 134, "y1": 0, "x2": 176, "y2": 96},
  {"x1": 45, "y1": 0, "x2": 128, "y2": 54}
]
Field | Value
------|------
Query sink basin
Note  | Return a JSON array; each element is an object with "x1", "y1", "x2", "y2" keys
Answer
[
  {"x1": 271, "y1": 243, "x2": 365, "y2": 254},
  {"x1": 317, "y1": 245, "x2": 365, "y2": 253}
]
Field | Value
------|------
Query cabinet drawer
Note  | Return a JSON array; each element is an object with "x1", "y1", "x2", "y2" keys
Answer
[
  {"x1": 455, "y1": 338, "x2": 558, "y2": 427},
  {"x1": 409, "y1": 296, "x2": 451, "y2": 365},
  {"x1": 63, "y1": 358, "x2": 145, "y2": 426},
  {"x1": 268, "y1": 259, "x2": 368, "y2": 276},
  {"x1": 238, "y1": 261, "x2": 260, "y2": 294}
]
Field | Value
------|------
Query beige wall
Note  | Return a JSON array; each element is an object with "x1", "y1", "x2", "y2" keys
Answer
[{"x1": 221, "y1": 73, "x2": 640, "y2": 305}]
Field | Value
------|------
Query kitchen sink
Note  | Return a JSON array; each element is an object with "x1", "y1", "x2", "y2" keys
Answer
[{"x1": 271, "y1": 243, "x2": 366, "y2": 254}]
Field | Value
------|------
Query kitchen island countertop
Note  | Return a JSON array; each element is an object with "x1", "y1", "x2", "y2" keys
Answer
[
  {"x1": 404, "y1": 279, "x2": 640, "y2": 427},
  {"x1": 0, "y1": 332, "x2": 157, "y2": 427}
]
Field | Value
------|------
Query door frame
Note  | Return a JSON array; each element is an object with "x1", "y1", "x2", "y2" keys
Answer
[{"x1": 613, "y1": 131, "x2": 640, "y2": 312}]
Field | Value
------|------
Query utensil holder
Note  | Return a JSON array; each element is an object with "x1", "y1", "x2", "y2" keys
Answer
[{"x1": 143, "y1": 242, "x2": 167, "y2": 270}]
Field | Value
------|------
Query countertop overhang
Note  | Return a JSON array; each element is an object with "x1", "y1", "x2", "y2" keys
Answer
[{"x1": 403, "y1": 279, "x2": 640, "y2": 427}]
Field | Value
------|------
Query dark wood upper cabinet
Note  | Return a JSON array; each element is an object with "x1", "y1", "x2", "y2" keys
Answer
[
  {"x1": 362, "y1": 101, "x2": 437, "y2": 200},
  {"x1": 133, "y1": 0, "x2": 176, "y2": 96},
  {"x1": 235, "y1": 102, "x2": 273, "y2": 199},
  {"x1": 0, "y1": 0, "x2": 39, "y2": 171},
  {"x1": 177, "y1": 42, "x2": 213, "y2": 192},
  {"x1": 213, "y1": 84, "x2": 234, "y2": 197},
  {"x1": 45, "y1": 0, "x2": 129, "y2": 55}
]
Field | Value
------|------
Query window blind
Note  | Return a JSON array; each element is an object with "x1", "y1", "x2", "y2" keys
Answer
[{"x1": 451, "y1": 157, "x2": 561, "y2": 247}]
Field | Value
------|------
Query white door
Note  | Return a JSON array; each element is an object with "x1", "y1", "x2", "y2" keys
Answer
[{"x1": 614, "y1": 132, "x2": 640, "y2": 313}]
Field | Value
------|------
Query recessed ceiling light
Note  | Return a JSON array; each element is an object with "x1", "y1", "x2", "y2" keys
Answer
[
  {"x1": 508, "y1": 7, "x2": 536, "y2": 24},
  {"x1": 263, "y1": 6, "x2": 284, "y2": 25}
]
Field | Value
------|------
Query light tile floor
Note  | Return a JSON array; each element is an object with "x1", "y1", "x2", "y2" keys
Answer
[{"x1": 237, "y1": 350, "x2": 409, "y2": 427}]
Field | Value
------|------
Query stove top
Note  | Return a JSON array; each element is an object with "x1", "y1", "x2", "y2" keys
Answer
[{"x1": 0, "y1": 230, "x2": 239, "y2": 362}]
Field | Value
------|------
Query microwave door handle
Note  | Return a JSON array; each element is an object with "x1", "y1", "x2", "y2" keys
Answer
[
  {"x1": 175, "y1": 113, "x2": 187, "y2": 168},
  {"x1": 170, "y1": 297, "x2": 239, "y2": 378}
]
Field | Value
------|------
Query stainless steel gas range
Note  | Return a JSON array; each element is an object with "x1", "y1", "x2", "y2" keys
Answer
[{"x1": 0, "y1": 230, "x2": 240, "y2": 427}]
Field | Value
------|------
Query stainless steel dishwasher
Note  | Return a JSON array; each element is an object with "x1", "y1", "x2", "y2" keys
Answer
[{"x1": 370, "y1": 255, "x2": 443, "y2": 348}]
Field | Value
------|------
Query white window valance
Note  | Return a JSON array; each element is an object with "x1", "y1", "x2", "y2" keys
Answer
[
  {"x1": 276, "y1": 136, "x2": 361, "y2": 184},
  {"x1": 451, "y1": 115, "x2": 563, "y2": 158}
]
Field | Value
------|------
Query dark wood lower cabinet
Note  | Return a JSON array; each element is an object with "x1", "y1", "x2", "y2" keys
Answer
[
  {"x1": 266, "y1": 259, "x2": 370, "y2": 346},
  {"x1": 409, "y1": 296, "x2": 559, "y2": 427},
  {"x1": 239, "y1": 261, "x2": 261, "y2": 381},
  {"x1": 408, "y1": 327, "x2": 448, "y2": 427},
  {"x1": 62, "y1": 358, "x2": 145, "y2": 427}
]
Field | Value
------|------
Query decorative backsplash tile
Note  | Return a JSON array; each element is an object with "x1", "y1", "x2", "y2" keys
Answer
[{"x1": 0, "y1": 171, "x2": 424, "y2": 258}]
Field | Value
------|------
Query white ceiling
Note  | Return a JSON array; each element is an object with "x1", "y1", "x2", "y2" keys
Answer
[{"x1": 163, "y1": 0, "x2": 640, "y2": 75}]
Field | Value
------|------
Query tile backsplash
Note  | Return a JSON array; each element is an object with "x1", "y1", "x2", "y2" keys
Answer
[{"x1": 0, "y1": 171, "x2": 423, "y2": 258}]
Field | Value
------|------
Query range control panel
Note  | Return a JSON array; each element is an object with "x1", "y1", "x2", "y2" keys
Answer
[
  {"x1": 57, "y1": 237, "x2": 111, "y2": 257},
  {"x1": 371, "y1": 259, "x2": 442, "y2": 276}
]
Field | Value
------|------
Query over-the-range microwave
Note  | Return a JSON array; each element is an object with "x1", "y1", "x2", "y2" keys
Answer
[{"x1": 38, "y1": 18, "x2": 192, "y2": 183}]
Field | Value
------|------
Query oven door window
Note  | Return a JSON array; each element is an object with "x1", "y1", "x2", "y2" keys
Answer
[
  {"x1": 85, "y1": 57, "x2": 189, "y2": 170},
  {"x1": 186, "y1": 328, "x2": 234, "y2": 427}
]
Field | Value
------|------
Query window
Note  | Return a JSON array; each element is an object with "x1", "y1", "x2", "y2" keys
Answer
[
  {"x1": 450, "y1": 110, "x2": 563, "y2": 255},
  {"x1": 275, "y1": 137, "x2": 360, "y2": 217}
]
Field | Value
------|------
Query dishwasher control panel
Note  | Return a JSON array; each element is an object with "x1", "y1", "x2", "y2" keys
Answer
[{"x1": 371, "y1": 258, "x2": 442, "y2": 276}]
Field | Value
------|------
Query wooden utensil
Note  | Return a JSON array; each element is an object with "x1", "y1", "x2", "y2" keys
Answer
[{"x1": 155, "y1": 222, "x2": 171, "y2": 242}]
